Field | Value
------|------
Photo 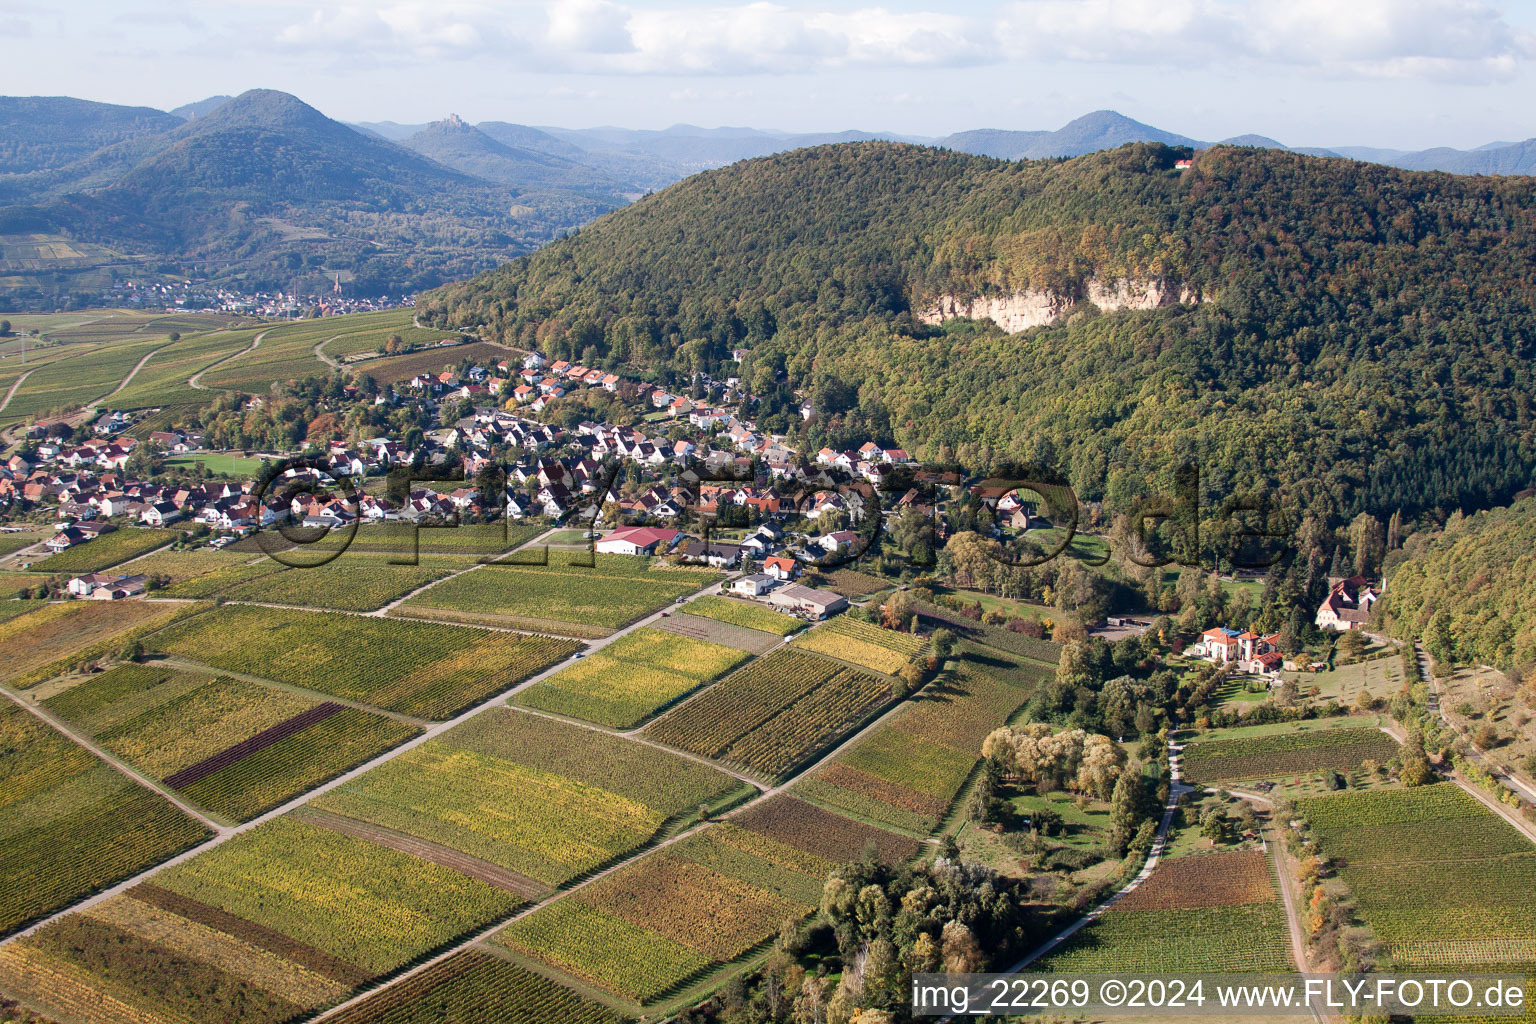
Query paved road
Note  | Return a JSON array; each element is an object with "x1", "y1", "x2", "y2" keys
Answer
[
  {"x1": 0, "y1": 541, "x2": 939, "y2": 1023},
  {"x1": 368, "y1": 526, "x2": 568, "y2": 618},
  {"x1": 307, "y1": 608, "x2": 940, "y2": 1023},
  {"x1": 1378, "y1": 718, "x2": 1536, "y2": 846},
  {"x1": 925, "y1": 744, "x2": 1196, "y2": 1021},
  {"x1": 313, "y1": 335, "x2": 342, "y2": 369},
  {"x1": 990, "y1": 744, "x2": 1194, "y2": 974}
]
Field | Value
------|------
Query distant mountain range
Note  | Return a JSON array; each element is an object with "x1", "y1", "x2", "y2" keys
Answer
[
  {"x1": 362, "y1": 107, "x2": 1536, "y2": 175},
  {"x1": 0, "y1": 91, "x2": 631, "y2": 304},
  {"x1": 1, "y1": 91, "x2": 1534, "y2": 308}
]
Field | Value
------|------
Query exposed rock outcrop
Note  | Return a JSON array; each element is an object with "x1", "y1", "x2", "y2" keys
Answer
[{"x1": 917, "y1": 277, "x2": 1204, "y2": 333}]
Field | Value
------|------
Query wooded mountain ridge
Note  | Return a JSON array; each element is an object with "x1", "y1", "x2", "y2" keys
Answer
[
  {"x1": 419, "y1": 142, "x2": 1536, "y2": 534},
  {"x1": 4, "y1": 91, "x2": 1535, "y2": 305}
]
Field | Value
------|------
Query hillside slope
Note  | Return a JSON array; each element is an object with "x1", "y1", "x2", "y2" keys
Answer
[
  {"x1": 421, "y1": 142, "x2": 1536, "y2": 527},
  {"x1": 1384, "y1": 497, "x2": 1536, "y2": 672},
  {"x1": 0, "y1": 96, "x2": 181, "y2": 173},
  {"x1": 940, "y1": 111, "x2": 1198, "y2": 160},
  {"x1": 1, "y1": 90, "x2": 621, "y2": 295},
  {"x1": 400, "y1": 118, "x2": 625, "y2": 200}
]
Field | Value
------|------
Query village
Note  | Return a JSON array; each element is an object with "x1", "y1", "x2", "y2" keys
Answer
[
  {"x1": 0, "y1": 345, "x2": 964, "y2": 620},
  {"x1": 0, "y1": 339, "x2": 1387, "y2": 654}
]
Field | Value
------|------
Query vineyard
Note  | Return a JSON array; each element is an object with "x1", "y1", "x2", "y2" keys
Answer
[
  {"x1": 311, "y1": 743, "x2": 673, "y2": 888},
  {"x1": 107, "y1": 325, "x2": 267, "y2": 409},
  {"x1": 1, "y1": 334, "x2": 169, "y2": 421},
  {"x1": 149, "y1": 605, "x2": 578, "y2": 718},
  {"x1": 155, "y1": 817, "x2": 521, "y2": 975},
  {"x1": 914, "y1": 599, "x2": 1063, "y2": 664},
  {"x1": 1038, "y1": 850, "x2": 1292, "y2": 972},
  {"x1": 1298, "y1": 784, "x2": 1536, "y2": 970},
  {"x1": 801, "y1": 569, "x2": 889, "y2": 597},
  {"x1": 325, "y1": 949, "x2": 625, "y2": 1024},
  {"x1": 363, "y1": 341, "x2": 514, "y2": 385},
  {"x1": 451, "y1": 709, "x2": 745, "y2": 817},
  {"x1": 498, "y1": 852, "x2": 804, "y2": 1004},
  {"x1": 513, "y1": 627, "x2": 749, "y2": 727},
  {"x1": 196, "y1": 317, "x2": 361, "y2": 389},
  {"x1": 35, "y1": 662, "x2": 415, "y2": 824},
  {"x1": 26, "y1": 528, "x2": 181, "y2": 575},
  {"x1": 214, "y1": 561, "x2": 454, "y2": 611},
  {"x1": 240, "y1": 522, "x2": 548, "y2": 560},
  {"x1": 0, "y1": 572, "x2": 37, "y2": 600},
  {"x1": 684, "y1": 595, "x2": 804, "y2": 636},
  {"x1": 0, "y1": 702, "x2": 211, "y2": 936},
  {"x1": 0, "y1": 815, "x2": 523, "y2": 1024},
  {"x1": 1113, "y1": 849, "x2": 1278, "y2": 910},
  {"x1": 159, "y1": 560, "x2": 287, "y2": 597},
  {"x1": 400, "y1": 554, "x2": 708, "y2": 633},
  {"x1": 110, "y1": 547, "x2": 257, "y2": 582},
  {"x1": 730, "y1": 796, "x2": 924, "y2": 866},
  {"x1": 178, "y1": 709, "x2": 419, "y2": 822},
  {"x1": 792, "y1": 616, "x2": 927, "y2": 675},
  {"x1": 497, "y1": 898, "x2": 709, "y2": 1005},
  {"x1": 0, "y1": 599, "x2": 189, "y2": 689},
  {"x1": 1180, "y1": 725, "x2": 1400, "y2": 784},
  {"x1": 644, "y1": 648, "x2": 891, "y2": 780},
  {"x1": 50, "y1": 668, "x2": 315, "y2": 778},
  {"x1": 799, "y1": 647, "x2": 1043, "y2": 832},
  {"x1": 309, "y1": 709, "x2": 742, "y2": 888},
  {"x1": 671, "y1": 825, "x2": 829, "y2": 906}
]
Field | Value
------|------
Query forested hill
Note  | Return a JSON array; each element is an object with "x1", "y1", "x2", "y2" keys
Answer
[
  {"x1": 420, "y1": 142, "x2": 1536, "y2": 527},
  {"x1": 1384, "y1": 497, "x2": 1536, "y2": 673}
]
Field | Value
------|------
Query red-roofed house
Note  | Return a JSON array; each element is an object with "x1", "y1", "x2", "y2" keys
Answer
[
  {"x1": 763, "y1": 554, "x2": 800, "y2": 580},
  {"x1": 594, "y1": 526, "x2": 680, "y2": 556}
]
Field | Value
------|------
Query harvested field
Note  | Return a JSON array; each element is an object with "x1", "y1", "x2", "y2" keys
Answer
[
  {"x1": 0, "y1": 600, "x2": 187, "y2": 689},
  {"x1": 651, "y1": 611, "x2": 783, "y2": 653}
]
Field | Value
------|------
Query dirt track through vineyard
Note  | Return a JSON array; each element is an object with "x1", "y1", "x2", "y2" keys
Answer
[{"x1": 290, "y1": 807, "x2": 546, "y2": 898}]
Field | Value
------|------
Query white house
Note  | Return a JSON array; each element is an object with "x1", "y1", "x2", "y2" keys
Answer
[
  {"x1": 731, "y1": 573, "x2": 776, "y2": 597},
  {"x1": 595, "y1": 526, "x2": 679, "y2": 556}
]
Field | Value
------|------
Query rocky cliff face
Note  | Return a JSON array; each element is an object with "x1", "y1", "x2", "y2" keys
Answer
[{"x1": 917, "y1": 277, "x2": 1204, "y2": 333}]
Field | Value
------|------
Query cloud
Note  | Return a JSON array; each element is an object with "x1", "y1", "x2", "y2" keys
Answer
[
  {"x1": 266, "y1": 0, "x2": 996, "y2": 72},
  {"x1": 996, "y1": 0, "x2": 1535, "y2": 81},
  {"x1": 546, "y1": 0, "x2": 632, "y2": 53},
  {"x1": 271, "y1": 3, "x2": 519, "y2": 60},
  {"x1": 257, "y1": 0, "x2": 1532, "y2": 80}
]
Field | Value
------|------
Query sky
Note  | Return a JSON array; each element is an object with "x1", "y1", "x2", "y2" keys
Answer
[{"x1": 3, "y1": 0, "x2": 1536, "y2": 149}]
